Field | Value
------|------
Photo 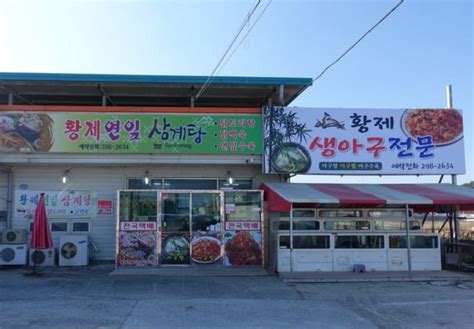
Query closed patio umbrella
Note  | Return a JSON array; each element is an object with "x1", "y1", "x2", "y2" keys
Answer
[{"x1": 30, "y1": 193, "x2": 53, "y2": 274}]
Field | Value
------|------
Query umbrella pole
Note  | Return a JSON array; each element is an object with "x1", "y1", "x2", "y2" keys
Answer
[{"x1": 33, "y1": 251, "x2": 37, "y2": 275}]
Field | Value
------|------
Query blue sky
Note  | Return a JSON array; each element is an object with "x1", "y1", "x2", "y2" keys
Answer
[{"x1": 0, "y1": 0, "x2": 472, "y2": 184}]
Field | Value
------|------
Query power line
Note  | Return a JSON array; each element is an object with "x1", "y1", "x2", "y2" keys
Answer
[
  {"x1": 216, "y1": 0, "x2": 273, "y2": 76},
  {"x1": 194, "y1": 0, "x2": 262, "y2": 102},
  {"x1": 311, "y1": 0, "x2": 404, "y2": 85}
]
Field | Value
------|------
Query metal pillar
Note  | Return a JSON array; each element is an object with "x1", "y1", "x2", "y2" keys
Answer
[
  {"x1": 405, "y1": 204, "x2": 412, "y2": 278},
  {"x1": 0, "y1": 166, "x2": 13, "y2": 229},
  {"x1": 8, "y1": 94, "x2": 13, "y2": 105},
  {"x1": 289, "y1": 204, "x2": 294, "y2": 277},
  {"x1": 446, "y1": 84, "x2": 460, "y2": 244},
  {"x1": 431, "y1": 212, "x2": 435, "y2": 233},
  {"x1": 6, "y1": 170, "x2": 12, "y2": 229},
  {"x1": 278, "y1": 84, "x2": 284, "y2": 105},
  {"x1": 447, "y1": 85, "x2": 456, "y2": 185}
]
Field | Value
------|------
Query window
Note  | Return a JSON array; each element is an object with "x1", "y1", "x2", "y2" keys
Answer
[
  {"x1": 335, "y1": 235, "x2": 384, "y2": 249},
  {"x1": 191, "y1": 193, "x2": 220, "y2": 232},
  {"x1": 374, "y1": 220, "x2": 421, "y2": 231},
  {"x1": 294, "y1": 235, "x2": 330, "y2": 249},
  {"x1": 279, "y1": 235, "x2": 330, "y2": 249},
  {"x1": 278, "y1": 212, "x2": 291, "y2": 218},
  {"x1": 128, "y1": 178, "x2": 162, "y2": 189},
  {"x1": 219, "y1": 179, "x2": 253, "y2": 189},
  {"x1": 324, "y1": 220, "x2": 370, "y2": 230},
  {"x1": 72, "y1": 222, "x2": 90, "y2": 232},
  {"x1": 319, "y1": 210, "x2": 362, "y2": 218},
  {"x1": 128, "y1": 178, "x2": 253, "y2": 190},
  {"x1": 225, "y1": 191, "x2": 261, "y2": 222},
  {"x1": 292, "y1": 209, "x2": 315, "y2": 218},
  {"x1": 279, "y1": 236, "x2": 290, "y2": 249},
  {"x1": 164, "y1": 179, "x2": 217, "y2": 190},
  {"x1": 368, "y1": 209, "x2": 412, "y2": 218},
  {"x1": 389, "y1": 235, "x2": 438, "y2": 249},
  {"x1": 278, "y1": 221, "x2": 320, "y2": 231},
  {"x1": 51, "y1": 222, "x2": 68, "y2": 232},
  {"x1": 119, "y1": 191, "x2": 157, "y2": 222}
]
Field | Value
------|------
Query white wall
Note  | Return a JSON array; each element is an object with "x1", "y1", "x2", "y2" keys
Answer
[{"x1": 11, "y1": 164, "x2": 279, "y2": 260}]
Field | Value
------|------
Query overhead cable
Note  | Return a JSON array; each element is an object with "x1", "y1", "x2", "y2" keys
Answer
[
  {"x1": 216, "y1": 0, "x2": 273, "y2": 76},
  {"x1": 311, "y1": 0, "x2": 404, "y2": 84},
  {"x1": 194, "y1": 0, "x2": 262, "y2": 101}
]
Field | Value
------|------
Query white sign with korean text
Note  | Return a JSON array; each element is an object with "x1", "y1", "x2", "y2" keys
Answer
[
  {"x1": 225, "y1": 221, "x2": 261, "y2": 231},
  {"x1": 263, "y1": 107, "x2": 465, "y2": 175},
  {"x1": 120, "y1": 221, "x2": 157, "y2": 231},
  {"x1": 15, "y1": 190, "x2": 97, "y2": 220}
]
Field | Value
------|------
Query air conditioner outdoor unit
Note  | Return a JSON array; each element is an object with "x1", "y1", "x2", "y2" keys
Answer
[
  {"x1": 1, "y1": 229, "x2": 27, "y2": 244},
  {"x1": 59, "y1": 235, "x2": 89, "y2": 266},
  {"x1": 29, "y1": 248, "x2": 56, "y2": 267},
  {"x1": 0, "y1": 244, "x2": 27, "y2": 265}
]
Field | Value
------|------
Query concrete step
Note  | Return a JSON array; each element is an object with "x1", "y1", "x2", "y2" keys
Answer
[
  {"x1": 279, "y1": 270, "x2": 472, "y2": 283},
  {"x1": 109, "y1": 266, "x2": 271, "y2": 277}
]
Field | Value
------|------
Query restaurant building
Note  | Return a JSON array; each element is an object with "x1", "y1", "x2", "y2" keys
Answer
[
  {"x1": 1, "y1": 72, "x2": 473, "y2": 271},
  {"x1": 0, "y1": 72, "x2": 311, "y2": 268}
]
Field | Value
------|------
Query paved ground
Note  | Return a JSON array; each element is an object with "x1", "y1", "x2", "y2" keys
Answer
[{"x1": 0, "y1": 265, "x2": 473, "y2": 329}]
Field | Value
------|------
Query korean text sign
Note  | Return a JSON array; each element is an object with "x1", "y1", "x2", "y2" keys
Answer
[
  {"x1": 0, "y1": 112, "x2": 262, "y2": 154},
  {"x1": 263, "y1": 107, "x2": 465, "y2": 175},
  {"x1": 15, "y1": 190, "x2": 97, "y2": 219}
]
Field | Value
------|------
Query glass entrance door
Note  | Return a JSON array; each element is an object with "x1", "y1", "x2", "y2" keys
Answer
[
  {"x1": 161, "y1": 192, "x2": 191, "y2": 265},
  {"x1": 190, "y1": 192, "x2": 223, "y2": 265},
  {"x1": 160, "y1": 191, "x2": 223, "y2": 265}
]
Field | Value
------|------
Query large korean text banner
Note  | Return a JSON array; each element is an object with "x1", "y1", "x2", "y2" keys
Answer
[{"x1": 263, "y1": 107, "x2": 465, "y2": 175}]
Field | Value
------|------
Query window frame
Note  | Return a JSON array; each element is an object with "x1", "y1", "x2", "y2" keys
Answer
[
  {"x1": 277, "y1": 220, "x2": 320, "y2": 231},
  {"x1": 72, "y1": 221, "x2": 91, "y2": 233},
  {"x1": 374, "y1": 220, "x2": 421, "y2": 231},
  {"x1": 50, "y1": 221, "x2": 69, "y2": 232},
  {"x1": 323, "y1": 220, "x2": 371, "y2": 231},
  {"x1": 388, "y1": 235, "x2": 439, "y2": 249},
  {"x1": 278, "y1": 234, "x2": 331, "y2": 250},
  {"x1": 318, "y1": 209, "x2": 363, "y2": 218},
  {"x1": 127, "y1": 177, "x2": 254, "y2": 190},
  {"x1": 334, "y1": 234, "x2": 385, "y2": 249}
]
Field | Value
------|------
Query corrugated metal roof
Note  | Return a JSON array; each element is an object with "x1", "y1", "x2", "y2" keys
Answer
[{"x1": 0, "y1": 72, "x2": 312, "y2": 107}]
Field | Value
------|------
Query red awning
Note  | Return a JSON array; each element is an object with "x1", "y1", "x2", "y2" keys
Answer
[{"x1": 261, "y1": 183, "x2": 474, "y2": 212}]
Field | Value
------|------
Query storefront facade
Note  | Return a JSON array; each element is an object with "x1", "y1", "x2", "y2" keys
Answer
[
  {"x1": 3, "y1": 165, "x2": 273, "y2": 262},
  {"x1": 0, "y1": 73, "x2": 311, "y2": 267},
  {"x1": 1, "y1": 73, "x2": 473, "y2": 272}
]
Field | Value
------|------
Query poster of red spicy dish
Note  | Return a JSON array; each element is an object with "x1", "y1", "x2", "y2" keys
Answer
[{"x1": 223, "y1": 231, "x2": 262, "y2": 267}]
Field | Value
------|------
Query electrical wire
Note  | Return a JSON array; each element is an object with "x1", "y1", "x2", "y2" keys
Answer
[
  {"x1": 216, "y1": 0, "x2": 273, "y2": 76},
  {"x1": 195, "y1": 0, "x2": 262, "y2": 101},
  {"x1": 311, "y1": 0, "x2": 404, "y2": 84}
]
